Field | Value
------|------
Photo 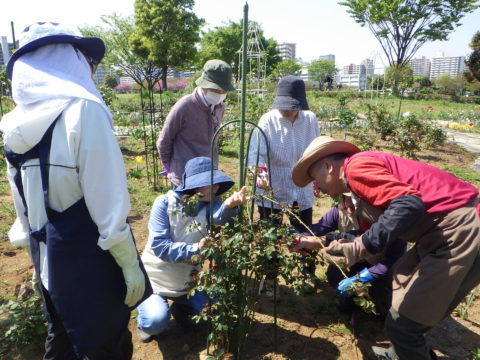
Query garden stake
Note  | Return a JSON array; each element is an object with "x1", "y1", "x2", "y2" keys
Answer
[
  {"x1": 208, "y1": 119, "x2": 273, "y2": 358},
  {"x1": 238, "y1": 2, "x2": 249, "y2": 190},
  {"x1": 139, "y1": 89, "x2": 151, "y2": 186}
]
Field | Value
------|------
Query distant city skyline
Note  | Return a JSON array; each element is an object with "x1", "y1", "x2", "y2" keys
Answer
[{"x1": 1, "y1": 0, "x2": 479, "y2": 70}]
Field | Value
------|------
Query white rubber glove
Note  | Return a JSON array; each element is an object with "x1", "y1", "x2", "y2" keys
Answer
[
  {"x1": 109, "y1": 235, "x2": 145, "y2": 307},
  {"x1": 25, "y1": 246, "x2": 42, "y2": 296}
]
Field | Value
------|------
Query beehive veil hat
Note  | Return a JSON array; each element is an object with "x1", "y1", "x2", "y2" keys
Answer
[
  {"x1": 7, "y1": 22, "x2": 105, "y2": 79},
  {"x1": 292, "y1": 136, "x2": 361, "y2": 187}
]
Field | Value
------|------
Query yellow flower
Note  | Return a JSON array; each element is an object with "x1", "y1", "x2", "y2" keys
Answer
[{"x1": 135, "y1": 156, "x2": 143, "y2": 164}]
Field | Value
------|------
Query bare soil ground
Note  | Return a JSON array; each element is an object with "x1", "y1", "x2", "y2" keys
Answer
[{"x1": 1, "y1": 139, "x2": 479, "y2": 360}]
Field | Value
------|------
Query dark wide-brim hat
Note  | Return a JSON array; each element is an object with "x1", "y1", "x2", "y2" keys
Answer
[
  {"x1": 175, "y1": 157, "x2": 234, "y2": 196},
  {"x1": 195, "y1": 59, "x2": 236, "y2": 92},
  {"x1": 292, "y1": 136, "x2": 360, "y2": 187},
  {"x1": 272, "y1": 75, "x2": 309, "y2": 111},
  {"x1": 7, "y1": 22, "x2": 105, "y2": 79}
]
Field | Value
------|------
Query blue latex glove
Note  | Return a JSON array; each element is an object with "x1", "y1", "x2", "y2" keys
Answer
[{"x1": 337, "y1": 267, "x2": 374, "y2": 295}]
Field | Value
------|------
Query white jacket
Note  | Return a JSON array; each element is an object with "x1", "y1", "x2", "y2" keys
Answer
[{"x1": 1, "y1": 98, "x2": 132, "y2": 290}]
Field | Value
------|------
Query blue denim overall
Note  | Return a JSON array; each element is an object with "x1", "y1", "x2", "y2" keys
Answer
[{"x1": 5, "y1": 116, "x2": 152, "y2": 356}]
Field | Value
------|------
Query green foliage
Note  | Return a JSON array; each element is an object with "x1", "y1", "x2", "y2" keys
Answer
[
  {"x1": 193, "y1": 213, "x2": 317, "y2": 357},
  {"x1": 97, "y1": 84, "x2": 117, "y2": 107},
  {"x1": 385, "y1": 64, "x2": 413, "y2": 94},
  {"x1": 392, "y1": 114, "x2": 425, "y2": 159},
  {"x1": 308, "y1": 59, "x2": 337, "y2": 89},
  {"x1": 132, "y1": 0, "x2": 204, "y2": 89},
  {"x1": 346, "y1": 281, "x2": 377, "y2": 314},
  {"x1": 80, "y1": 14, "x2": 162, "y2": 91},
  {"x1": 366, "y1": 103, "x2": 397, "y2": 140},
  {"x1": 413, "y1": 76, "x2": 431, "y2": 89},
  {"x1": 441, "y1": 166, "x2": 480, "y2": 183},
  {"x1": 188, "y1": 170, "x2": 318, "y2": 357},
  {"x1": 472, "y1": 348, "x2": 480, "y2": 360},
  {"x1": 339, "y1": 0, "x2": 479, "y2": 67},
  {"x1": 103, "y1": 74, "x2": 119, "y2": 89},
  {"x1": 434, "y1": 75, "x2": 467, "y2": 95},
  {"x1": 0, "y1": 65, "x2": 13, "y2": 116},
  {"x1": 465, "y1": 31, "x2": 480, "y2": 83},
  {"x1": 423, "y1": 122, "x2": 447, "y2": 148},
  {"x1": 351, "y1": 129, "x2": 377, "y2": 151},
  {"x1": 368, "y1": 74, "x2": 385, "y2": 90},
  {"x1": 270, "y1": 59, "x2": 302, "y2": 79},
  {"x1": 0, "y1": 290, "x2": 47, "y2": 356},
  {"x1": 196, "y1": 20, "x2": 280, "y2": 77},
  {"x1": 455, "y1": 288, "x2": 477, "y2": 320}
]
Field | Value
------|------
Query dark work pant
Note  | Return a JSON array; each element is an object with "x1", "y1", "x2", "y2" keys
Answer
[
  {"x1": 258, "y1": 203, "x2": 315, "y2": 276},
  {"x1": 42, "y1": 287, "x2": 133, "y2": 360},
  {"x1": 386, "y1": 248, "x2": 480, "y2": 360}
]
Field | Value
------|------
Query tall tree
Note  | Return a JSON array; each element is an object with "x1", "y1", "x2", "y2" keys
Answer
[
  {"x1": 270, "y1": 59, "x2": 302, "y2": 79},
  {"x1": 80, "y1": 14, "x2": 162, "y2": 91},
  {"x1": 434, "y1": 74, "x2": 466, "y2": 95},
  {"x1": 385, "y1": 64, "x2": 413, "y2": 93},
  {"x1": 196, "y1": 20, "x2": 280, "y2": 77},
  {"x1": 307, "y1": 59, "x2": 337, "y2": 90},
  {"x1": 465, "y1": 31, "x2": 480, "y2": 82},
  {"x1": 340, "y1": 0, "x2": 479, "y2": 67},
  {"x1": 132, "y1": 0, "x2": 204, "y2": 89}
]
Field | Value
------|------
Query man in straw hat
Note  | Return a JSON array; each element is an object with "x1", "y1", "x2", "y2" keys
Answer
[
  {"x1": 157, "y1": 59, "x2": 236, "y2": 187},
  {"x1": 290, "y1": 136, "x2": 480, "y2": 360},
  {"x1": 1, "y1": 22, "x2": 151, "y2": 359}
]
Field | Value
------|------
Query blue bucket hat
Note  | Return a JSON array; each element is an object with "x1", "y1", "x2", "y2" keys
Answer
[
  {"x1": 271, "y1": 75, "x2": 309, "y2": 111},
  {"x1": 7, "y1": 22, "x2": 105, "y2": 79},
  {"x1": 175, "y1": 157, "x2": 234, "y2": 196}
]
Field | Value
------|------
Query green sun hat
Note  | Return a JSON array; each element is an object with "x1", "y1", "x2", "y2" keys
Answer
[{"x1": 195, "y1": 59, "x2": 236, "y2": 91}]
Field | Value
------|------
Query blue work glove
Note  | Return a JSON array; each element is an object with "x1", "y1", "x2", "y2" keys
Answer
[{"x1": 337, "y1": 267, "x2": 374, "y2": 296}]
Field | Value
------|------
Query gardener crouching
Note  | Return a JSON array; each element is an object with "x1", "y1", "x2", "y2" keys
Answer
[
  {"x1": 298, "y1": 193, "x2": 406, "y2": 318},
  {"x1": 290, "y1": 136, "x2": 480, "y2": 360},
  {"x1": 137, "y1": 156, "x2": 249, "y2": 342}
]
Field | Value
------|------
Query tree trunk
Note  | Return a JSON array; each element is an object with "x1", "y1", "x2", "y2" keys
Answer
[{"x1": 162, "y1": 66, "x2": 168, "y2": 91}]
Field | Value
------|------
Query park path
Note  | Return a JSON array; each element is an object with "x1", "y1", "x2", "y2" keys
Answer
[{"x1": 444, "y1": 128, "x2": 480, "y2": 171}]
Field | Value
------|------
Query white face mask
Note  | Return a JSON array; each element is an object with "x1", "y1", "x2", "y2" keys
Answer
[{"x1": 204, "y1": 90, "x2": 227, "y2": 105}]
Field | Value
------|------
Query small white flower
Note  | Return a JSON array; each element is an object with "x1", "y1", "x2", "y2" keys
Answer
[{"x1": 402, "y1": 111, "x2": 410, "y2": 118}]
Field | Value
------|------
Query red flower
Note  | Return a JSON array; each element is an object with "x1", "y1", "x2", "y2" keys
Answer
[
  {"x1": 468, "y1": 122, "x2": 474, "y2": 127},
  {"x1": 427, "y1": 106, "x2": 433, "y2": 109}
]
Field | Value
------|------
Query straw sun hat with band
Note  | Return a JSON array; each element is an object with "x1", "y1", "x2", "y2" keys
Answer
[{"x1": 292, "y1": 136, "x2": 360, "y2": 188}]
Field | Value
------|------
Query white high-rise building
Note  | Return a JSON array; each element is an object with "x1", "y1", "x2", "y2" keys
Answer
[
  {"x1": 276, "y1": 43, "x2": 296, "y2": 60},
  {"x1": 408, "y1": 56, "x2": 431, "y2": 78},
  {"x1": 335, "y1": 73, "x2": 367, "y2": 90},
  {"x1": 361, "y1": 58, "x2": 375, "y2": 77},
  {"x1": 319, "y1": 54, "x2": 335, "y2": 63},
  {"x1": 343, "y1": 63, "x2": 366, "y2": 75},
  {"x1": 0, "y1": 36, "x2": 11, "y2": 66},
  {"x1": 430, "y1": 54, "x2": 466, "y2": 79}
]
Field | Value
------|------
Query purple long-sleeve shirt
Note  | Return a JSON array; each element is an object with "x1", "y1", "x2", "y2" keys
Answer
[
  {"x1": 311, "y1": 206, "x2": 406, "y2": 279},
  {"x1": 157, "y1": 89, "x2": 225, "y2": 186}
]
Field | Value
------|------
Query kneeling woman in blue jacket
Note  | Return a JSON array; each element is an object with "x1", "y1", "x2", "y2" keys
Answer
[{"x1": 137, "y1": 156, "x2": 248, "y2": 342}]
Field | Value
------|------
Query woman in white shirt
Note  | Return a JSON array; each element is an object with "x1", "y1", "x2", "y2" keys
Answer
[
  {"x1": 248, "y1": 75, "x2": 320, "y2": 231},
  {"x1": 248, "y1": 76, "x2": 320, "y2": 297}
]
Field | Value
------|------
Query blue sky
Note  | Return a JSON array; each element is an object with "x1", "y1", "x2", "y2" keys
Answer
[{"x1": 2, "y1": 0, "x2": 479, "y2": 69}]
